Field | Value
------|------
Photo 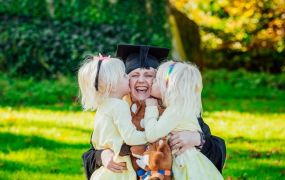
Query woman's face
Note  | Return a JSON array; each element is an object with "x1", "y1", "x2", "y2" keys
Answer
[{"x1": 128, "y1": 67, "x2": 156, "y2": 101}]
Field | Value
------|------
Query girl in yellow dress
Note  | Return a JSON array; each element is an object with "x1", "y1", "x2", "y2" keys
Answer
[
  {"x1": 78, "y1": 54, "x2": 147, "y2": 180},
  {"x1": 144, "y1": 61, "x2": 224, "y2": 180}
]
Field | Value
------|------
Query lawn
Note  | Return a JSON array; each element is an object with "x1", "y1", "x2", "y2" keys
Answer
[
  {"x1": 0, "y1": 101, "x2": 284, "y2": 180},
  {"x1": 0, "y1": 70, "x2": 284, "y2": 179}
]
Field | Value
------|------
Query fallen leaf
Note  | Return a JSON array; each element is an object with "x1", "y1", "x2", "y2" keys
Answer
[
  {"x1": 234, "y1": 149, "x2": 240, "y2": 154},
  {"x1": 223, "y1": 164, "x2": 227, "y2": 169},
  {"x1": 248, "y1": 149, "x2": 255, "y2": 153},
  {"x1": 226, "y1": 176, "x2": 233, "y2": 180},
  {"x1": 266, "y1": 152, "x2": 270, "y2": 158},
  {"x1": 50, "y1": 168, "x2": 58, "y2": 173},
  {"x1": 25, "y1": 138, "x2": 31, "y2": 143},
  {"x1": 55, "y1": 103, "x2": 64, "y2": 107},
  {"x1": 60, "y1": 134, "x2": 67, "y2": 140},
  {"x1": 219, "y1": 110, "x2": 226, "y2": 118},
  {"x1": 226, "y1": 155, "x2": 233, "y2": 159},
  {"x1": 0, "y1": 163, "x2": 5, "y2": 166},
  {"x1": 243, "y1": 141, "x2": 252, "y2": 146},
  {"x1": 234, "y1": 136, "x2": 244, "y2": 140},
  {"x1": 260, "y1": 170, "x2": 266, "y2": 173},
  {"x1": 281, "y1": 170, "x2": 285, "y2": 177},
  {"x1": 271, "y1": 148, "x2": 280, "y2": 153},
  {"x1": 249, "y1": 153, "x2": 263, "y2": 159}
]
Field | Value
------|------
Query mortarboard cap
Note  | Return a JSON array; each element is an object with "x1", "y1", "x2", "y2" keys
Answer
[{"x1": 116, "y1": 44, "x2": 170, "y2": 74}]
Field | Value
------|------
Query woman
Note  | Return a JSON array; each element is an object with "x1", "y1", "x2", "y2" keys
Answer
[{"x1": 82, "y1": 44, "x2": 226, "y2": 180}]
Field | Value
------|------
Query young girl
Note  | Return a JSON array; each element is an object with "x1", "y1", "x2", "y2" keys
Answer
[
  {"x1": 78, "y1": 54, "x2": 147, "y2": 180},
  {"x1": 144, "y1": 61, "x2": 224, "y2": 180}
]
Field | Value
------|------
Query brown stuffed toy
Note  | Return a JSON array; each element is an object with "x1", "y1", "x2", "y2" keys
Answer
[
  {"x1": 119, "y1": 100, "x2": 172, "y2": 180},
  {"x1": 131, "y1": 137, "x2": 172, "y2": 180}
]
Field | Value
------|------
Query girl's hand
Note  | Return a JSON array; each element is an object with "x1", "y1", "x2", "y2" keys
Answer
[
  {"x1": 168, "y1": 131, "x2": 201, "y2": 156},
  {"x1": 146, "y1": 98, "x2": 159, "y2": 107},
  {"x1": 101, "y1": 149, "x2": 127, "y2": 173}
]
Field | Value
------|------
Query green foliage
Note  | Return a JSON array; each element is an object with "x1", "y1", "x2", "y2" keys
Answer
[
  {"x1": 171, "y1": 0, "x2": 285, "y2": 73},
  {"x1": 0, "y1": 0, "x2": 171, "y2": 78}
]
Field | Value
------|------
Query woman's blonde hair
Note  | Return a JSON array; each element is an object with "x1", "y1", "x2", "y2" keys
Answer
[
  {"x1": 156, "y1": 61, "x2": 203, "y2": 118},
  {"x1": 78, "y1": 55, "x2": 125, "y2": 111}
]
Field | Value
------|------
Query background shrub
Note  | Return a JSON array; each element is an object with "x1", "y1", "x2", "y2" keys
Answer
[{"x1": 0, "y1": 0, "x2": 171, "y2": 78}]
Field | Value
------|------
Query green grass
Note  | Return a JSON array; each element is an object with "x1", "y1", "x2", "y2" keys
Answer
[
  {"x1": 0, "y1": 70, "x2": 284, "y2": 179},
  {"x1": 0, "y1": 105, "x2": 284, "y2": 180}
]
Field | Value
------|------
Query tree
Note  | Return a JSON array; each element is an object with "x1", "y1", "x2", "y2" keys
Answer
[{"x1": 170, "y1": 0, "x2": 285, "y2": 73}]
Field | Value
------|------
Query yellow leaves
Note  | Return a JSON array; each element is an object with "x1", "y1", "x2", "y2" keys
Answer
[
  {"x1": 236, "y1": 32, "x2": 244, "y2": 40},
  {"x1": 171, "y1": 0, "x2": 285, "y2": 52},
  {"x1": 244, "y1": 9, "x2": 255, "y2": 17}
]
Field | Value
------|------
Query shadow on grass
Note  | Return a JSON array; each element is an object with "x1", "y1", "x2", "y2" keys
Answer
[{"x1": 0, "y1": 132, "x2": 89, "y2": 153}]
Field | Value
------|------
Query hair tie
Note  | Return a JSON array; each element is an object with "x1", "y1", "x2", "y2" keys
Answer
[
  {"x1": 166, "y1": 62, "x2": 177, "y2": 87},
  {"x1": 95, "y1": 53, "x2": 111, "y2": 91}
]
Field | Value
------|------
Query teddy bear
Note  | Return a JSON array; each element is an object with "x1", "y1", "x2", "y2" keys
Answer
[{"x1": 119, "y1": 100, "x2": 172, "y2": 180}]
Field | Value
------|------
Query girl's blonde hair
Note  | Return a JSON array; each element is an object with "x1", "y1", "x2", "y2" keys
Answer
[
  {"x1": 78, "y1": 55, "x2": 125, "y2": 111},
  {"x1": 156, "y1": 61, "x2": 203, "y2": 118}
]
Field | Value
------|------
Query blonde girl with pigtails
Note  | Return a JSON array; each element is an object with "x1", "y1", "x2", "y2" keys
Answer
[
  {"x1": 78, "y1": 54, "x2": 147, "y2": 180},
  {"x1": 144, "y1": 61, "x2": 224, "y2": 180}
]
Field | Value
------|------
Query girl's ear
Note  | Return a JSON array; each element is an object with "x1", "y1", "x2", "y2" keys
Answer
[
  {"x1": 109, "y1": 84, "x2": 117, "y2": 93},
  {"x1": 110, "y1": 87, "x2": 116, "y2": 93}
]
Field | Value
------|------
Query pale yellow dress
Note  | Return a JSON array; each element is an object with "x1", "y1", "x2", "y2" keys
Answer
[
  {"x1": 144, "y1": 106, "x2": 224, "y2": 180},
  {"x1": 91, "y1": 98, "x2": 147, "y2": 180}
]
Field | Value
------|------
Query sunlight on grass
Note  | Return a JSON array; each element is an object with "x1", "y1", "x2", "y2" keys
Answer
[{"x1": 0, "y1": 107, "x2": 284, "y2": 180}]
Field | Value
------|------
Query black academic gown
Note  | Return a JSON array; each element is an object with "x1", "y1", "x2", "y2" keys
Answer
[{"x1": 82, "y1": 116, "x2": 226, "y2": 180}]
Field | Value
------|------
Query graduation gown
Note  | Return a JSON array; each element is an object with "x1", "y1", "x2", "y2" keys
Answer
[{"x1": 82, "y1": 116, "x2": 226, "y2": 180}]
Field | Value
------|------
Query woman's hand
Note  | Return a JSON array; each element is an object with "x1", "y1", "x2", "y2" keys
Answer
[
  {"x1": 168, "y1": 131, "x2": 201, "y2": 157},
  {"x1": 101, "y1": 149, "x2": 127, "y2": 173},
  {"x1": 146, "y1": 98, "x2": 159, "y2": 107}
]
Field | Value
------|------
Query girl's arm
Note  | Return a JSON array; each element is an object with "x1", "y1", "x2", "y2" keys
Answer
[
  {"x1": 113, "y1": 101, "x2": 147, "y2": 145},
  {"x1": 144, "y1": 106, "x2": 182, "y2": 143}
]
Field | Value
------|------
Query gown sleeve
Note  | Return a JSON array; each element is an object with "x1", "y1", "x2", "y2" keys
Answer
[
  {"x1": 82, "y1": 132, "x2": 103, "y2": 180},
  {"x1": 198, "y1": 116, "x2": 226, "y2": 173}
]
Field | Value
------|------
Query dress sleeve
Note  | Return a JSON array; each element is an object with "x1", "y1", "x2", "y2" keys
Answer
[
  {"x1": 82, "y1": 132, "x2": 103, "y2": 180},
  {"x1": 198, "y1": 116, "x2": 226, "y2": 173},
  {"x1": 144, "y1": 106, "x2": 182, "y2": 143},
  {"x1": 113, "y1": 101, "x2": 147, "y2": 145}
]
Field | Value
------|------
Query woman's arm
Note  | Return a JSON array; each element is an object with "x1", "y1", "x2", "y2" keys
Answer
[
  {"x1": 82, "y1": 146, "x2": 103, "y2": 180},
  {"x1": 199, "y1": 116, "x2": 226, "y2": 173}
]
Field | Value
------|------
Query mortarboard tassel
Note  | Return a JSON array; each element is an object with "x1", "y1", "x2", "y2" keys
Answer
[{"x1": 140, "y1": 45, "x2": 150, "y2": 69}]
